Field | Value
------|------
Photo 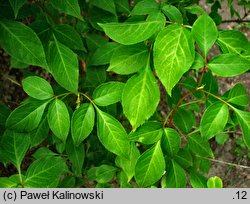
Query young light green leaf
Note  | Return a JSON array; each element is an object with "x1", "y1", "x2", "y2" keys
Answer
[
  {"x1": 66, "y1": 138, "x2": 85, "y2": 177},
  {"x1": 96, "y1": 108, "x2": 130, "y2": 158},
  {"x1": 192, "y1": 14, "x2": 218, "y2": 57},
  {"x1": 135, "y1": 141, "x2": 165, "y2": 187},
  {"x1": 98, "y1": 16, "x2": 164, "y2": 45},
  {"x1": 165, "y1": 160, "x2": 187, "y2": 188},
  {"x1": 188, "y1": 134, "x2": 214, "y2": 158},
  {"x1": 107, "y1": 44, "x2": 149, "y2": 75},
  {"x1": 154, "y1": 25, "x2": 195, "y2": 96},
  {"x1": 6, "y1": 100, "x2": 48, "y2": 132},
  {"x1": 93, "y1": 82, "x2": 124, "y2": 106},
  {"x1": 90, "y1": 0, "x2": 116, "y2": 15},
  {"x1": 200, "y1": 102, "x2": 229, "y2": 139},
  {"x1": 0, "y1": 20, "x2": 47, "y2": 68},
  {"x1": 207, "y1": 176, "x2": 223, "y2": 188},
  {"x1": 71, "y1": 103, "x2": 95, "y2": 146},
  {"x1": 22, "y1": 76, "x2": 54, "y2": 100},
  {"x1": 128, "y1": 122, "x2": 163, "y2": 144},
  {"x1": 53, "y1": 24, "x2": 85, "y2": 51},
  {"x1": 47, "y1": 99, "x2": 70, "y2": 143},
  {"x1": 208, "y1": 54, "x2": 250, "y2": 77},
  {"x1": 25, "y1": 156, "x2": 68, "y2": 187},
  {"x1": 47, "y1": 36, "x2": 79, "y2": 94},
  {"x1": 162, "y1": 128, "x2": 181, "y2": 156},
  {"x1": 9, "y1": 0, "x2": 26, "y2": 18},
  {"x1": 50, "y1": 0, "x2": 82, "y2": 20},
  {"x1": 131, "y1": 0, "x2": 159, "y2": 15},
  {"x1": 227, "y1": 83, "x2": 249, "y2": 106},
  {"x1": 233, "y1": 108, "x2": 250, "y2": 149},
  {"x1": 1, "y1": 130, "x2": 30, "y2": 171},
  {"x1": 162, "y1": 5, "x2": 183, "y2": 23},
  {"x1": 115, "y1": 143, "x2": 140, "y2": 182},
  {"x1": 122, "y1": 64, "x2": 160, "y2": 130},
  {"x1": 190, "y1": 170, "x2": 207, "y2": 188}
]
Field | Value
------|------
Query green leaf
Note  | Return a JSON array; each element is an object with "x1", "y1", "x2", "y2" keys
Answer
[
  {"x1": 174, "y1": 148, "x2": 193, "y2": 169},
  {"x1": 115, "y1": 0, "x2": 130, "y2": 13},
  {"x1": 66, "y1": 138, "x2": 85, "y2": 177},
  {"x1": 165, "y1": 160, "x2": 187, "y2": 188},
  {"x1": 1, "y1": 130, "x2": 30, "y2": 170},
  {"x1": 50, "y1": 0, "x2": 82, "y2": 20},
  {"x1": 47, "y1": 99, "x2": 70, "y2": 143},
  {"x1": 154, "y1": 25, "x2": 195, "y2": 96},
  {"x1": 208, "y1": 54, "x2": 250, "y2": 77},
  {"x1": 6, "y1": 100, "x2": 48, "y2": 132},
  {"x1": 0, "y1": 175, "x2": 20, "y2": 188},
  {"x1": 9, "y1": 0, "x2": 26, "y2": 18},
  {"x1": 201, "y1": 70, "x2": 218, "y2": 94},
  {"x1": 0, "y1": 104, "x2": 10, "y2": 125},
  {"x1": 135, "y1": 141, "x2": 165, "y2": 187},
  {"x1": 90, "y1": 0, "x2": 116, "y2": 15},
  {"x1": 93, "y1": 82, "x2": 124, "y2": 106},
  {"x1": 200, "y1": 102, "x2": 229, "y2": 139},
  {"x1": 227, "y1": 83, "x2": 249, "y2": 106},
  {"x1": 122, "y1": 64, "x2": 160, "y2": 130},
  {"x1": 215, "y1": 133, "x2": 229, "y2": 145},
  {"x1": 99, "y1": 16, "x2": 164, "y2": 45},
  {"x1": 128, "y1": 122, "x2": 163, "y2": 144},
  {"x1": 53, "y1": 24, "x2": 85, "y2": 51},
  {"x1": 191, "y1": 52, "x2": 205, "y2": 70},
  {"x1": 32, "y1": 147, "x2": 57, "y2": 159},
  {"x1": 87, "y1": 165, "x2": 117, "y2": 183},
  {"x1": 71, "y1": 103, "x2": 95, "y2": 146},
  {"x1": 162, "y1": 5, "x2": 183, "y2": 23},
  {"x1": 25, "y1": 156, "x2": 68, "y2": 187},
  {"x1": 192, "y1": 14, "x2": 218, "y2": 57},
  {"x1": 190, "y1": 170, "x2": 207, "y2": 188},
  {"x1": 188, "y1": 134, "x2": 214, "y2": 158},
  {"x1": 96, "y1": 108, "x2": 130, "y2": 158},
  {"x1": 107, "y1": 44, "x2": 149, "y2": 74},
  {"x1": 217, "y1": 30, "x2": 250, "y2": 58},
  {"x1": 131, "y1": 0, "x2": 159, "y2": 15},
  {"x1": 0, "y1": 20, "x2": 47, "y2": 68},
  {"x1": 185, "y1": 5, "x2": 205, "y2": 15},
  {"x1": 90, "y1": 42, "x2": 121, "y2": 66},
  {"x1": 162, "y1": 128, "x2": 181, "y2": 156},
  {"x1": 22, "y1": 76, "x2": 54, "y2": 100},
  {"x1": 207, "y1": 176, "x2": 223, "y2": 188},
  {"x1": 173, "y1": 108, "x2": 196, "y2": 134},
  {"x1": 47, "y1": 36, "x2": 79, "y2": 94},
  {"x1": 233, "y1": 108, "x2": 250, "y2": 149},
  {"x1": 115, "y1": 143, "x2": 140, "y2": 182}
]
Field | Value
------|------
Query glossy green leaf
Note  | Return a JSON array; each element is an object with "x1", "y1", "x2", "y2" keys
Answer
[
  {"x1": 162, "y1": 5, "x2": 183, "y2": 23},
  {"x1": 1, "y1": 130, "x2": 30, "y2": 170},
  {"x1": 0, "y1": 175, "x2": 20, "y2": 188},
  {"x1": 87, "y1": 165, "x2": 117, "y2": 183},
  {"x1": 200, "y1": 102, "x2": 229, "y2": 139},
  {"x1": 165, "y1": 160, "x2": 187, "y2": 188},
  {"x1": 233, "y1": 108, "x2": 250, "y2": 149},
  {"x1": 135, "y1": 141, "x2": 165, "y2": 187},
  {"x1": 162, "y1": 128, "x2": 181, "y2": 156},
  {"x1": 122, "y1": 64, "x2": 160, "y2": 130},
  {"x1": 107, "y1": 44, "x2": 149, "y2": 75},
  {"x1": 128, "y1": 122, "x2": 163, "y2": 144},
  {"x1": 50, "y1": 0, "x2": 82, "y2": 20},
  {"x1": 115, "y1": 143, "x2": 140, "y2": 182},
  {"x1": 96, "y1": 108, "x2": 130, "y2": 158},
  {"x1": 154, "y1": 25, "x2": 195, "y2": 95},
  {"x1": 208, "y1": 54, "x2": 250, "y2": 77},
  {"x1": 90, "y1": 0, "x2": 116, "y2": 15},
  {"x1": 9, "y1": 0, "x2": 26, "y2": 18},
  {"x1": 32, "y1": 147, "x2": 57, "y2": 160},
  {"x1": 47, "y1": 36, "x2": 79, "y2": 94},
  {"x1": 53, "y1": 24, "x2": 85, "y2": 51},
  {"x1": 99, "y1": 16, "x2": 164, "y2": 45},
  {"x1": 185, "y1": 5, "x2": 205, "y2": 14},
  {"x1": 30, "y1": 117, "x2": 49, "y2": 147},
  {"x1": 93, "y1": 82, "x2": 124, "y2": 106},
  {"x1": 173, "y1": 108, "x2": 196, "y2": 134},
  {"x1": 174, "y1": 148, "x2": 193, "y2": 169},
  {"x1": 6, "y1": 100, "x2": 48, "y2": 132},
  {"x1": 22, "y1": 76, "x2": 54, "y2": 100},
  {"x1": 66, "y1": 138, "x2": 85, "y2": 177},
  {"x1": 192, "y1": 14, "x2": 218, "y2": 57},
  {"x1": 207, "y1": 176, "x2": 223, "y2": 188},
  {"x1": 131, "y1": 0, "x2": 159, "y2": 15},
  {"x1": 71, "y1": 103, "x2": 95, "y2": 146},
  {"x1": 227, "y1": 83, "x2": 249, "y2": 106},
  {"x1": 188, "y1": 134, "x2": 214, "y2": 158},
  {"x1": 0, "y1": 20, "x2": 47, "y2": 68},
  {"x1": 47, "y1": 99, "x2": 70, "y2": 143},
  {"x1": 190, "y1": 170, "x2": 207, "y2": 188},
  {"x1": 25, "y1": 156, "x2": 68, "y2": 187}
]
